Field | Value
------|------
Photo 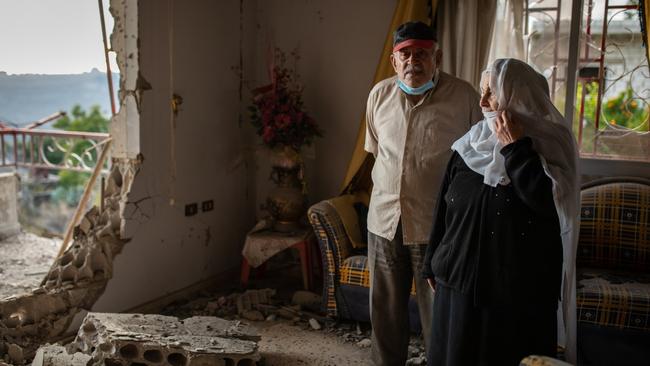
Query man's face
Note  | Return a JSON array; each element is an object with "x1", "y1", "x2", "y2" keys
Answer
[{"x1": 390, "y1": 44, "x2": 440, "y2": 88}]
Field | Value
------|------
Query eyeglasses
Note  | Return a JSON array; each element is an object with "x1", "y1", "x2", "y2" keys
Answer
[{"x1": 394, "y1": 48, "x2": 434, "y2": 62}]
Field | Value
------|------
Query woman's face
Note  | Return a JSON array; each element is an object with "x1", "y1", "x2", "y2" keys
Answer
[{"x1": 479, "y1": 74, "x2": 499, "y2": 112}]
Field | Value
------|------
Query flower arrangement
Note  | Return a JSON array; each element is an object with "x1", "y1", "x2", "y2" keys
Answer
[{"x1": 248, "y1": 49, "x2": 323, "y2": 151}]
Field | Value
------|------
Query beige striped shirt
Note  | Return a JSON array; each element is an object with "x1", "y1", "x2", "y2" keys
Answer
[{"x1": 365, "y1": 72, "x2": 482, "y2": 244}]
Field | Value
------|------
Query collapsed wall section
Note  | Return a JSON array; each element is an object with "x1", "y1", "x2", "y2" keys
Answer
[
  {"x1": 0, "y1": 0, "x2": 143, "y2": 364},
  {"x1": 0, "y1": 161, "x2": 139, "y2": 364}
]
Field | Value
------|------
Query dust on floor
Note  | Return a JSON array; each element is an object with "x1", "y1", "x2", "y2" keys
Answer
[
  {"x1": 253, "y1": 320, "x2": 371, "y2": 366},
  {"x1": 0, "y1": 231, "x2": 60, "y2": 300}
]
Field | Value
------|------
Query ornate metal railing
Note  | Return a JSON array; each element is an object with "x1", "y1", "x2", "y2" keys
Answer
[
  {"x1": 0, "y1": 128, "x2": 110, "y2": 173},
  {"x1": 525, "y1": 0, "x2": 650, "y2": 162}
]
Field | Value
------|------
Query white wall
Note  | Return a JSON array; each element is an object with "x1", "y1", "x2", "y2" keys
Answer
[
  {"x1": 244, "y1": 0, "x2": 397, "y2": 208},
  {"x1": 93, "y1": 0, "x2": 397, "y2": 311},
  {"x1": 95, "y1": 0, "x2": 254, "y2": 311}
]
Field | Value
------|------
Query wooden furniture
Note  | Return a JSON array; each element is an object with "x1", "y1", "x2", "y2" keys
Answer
[{"x1": 240, "y1": 226, "x2": 315, "y2": 290}]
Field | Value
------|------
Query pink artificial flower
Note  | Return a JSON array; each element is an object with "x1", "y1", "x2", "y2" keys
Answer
[
  {"x1": 262, "y1": 126, "x2": 275, "y2": 143},
  {"x1": 275, "y1": 113, "x2": 292, "y2": 129}
]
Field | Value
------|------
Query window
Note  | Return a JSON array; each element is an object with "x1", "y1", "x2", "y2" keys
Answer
[{"x1": 522, "y1": 0, "x2": 649, "y2": 162}]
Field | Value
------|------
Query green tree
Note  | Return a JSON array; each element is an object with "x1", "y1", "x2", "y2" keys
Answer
[{"x1": 574, "y1": 82, "x2": 649, "y2": 154}]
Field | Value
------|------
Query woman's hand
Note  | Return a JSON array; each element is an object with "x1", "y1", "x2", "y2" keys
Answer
[
  {"x1": 495, "y1": 111, "x2": 524, "y2": 145},
  {"x1": 427, "y1": 278, "x2": 436, "y2": 292}
]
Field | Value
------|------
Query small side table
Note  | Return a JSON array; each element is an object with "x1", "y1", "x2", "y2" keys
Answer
[{"x1": 240, "y1": 224, "x2": 315, "y2": 290}]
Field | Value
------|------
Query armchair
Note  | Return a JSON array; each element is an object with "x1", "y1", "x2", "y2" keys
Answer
[
  {"x1": 576, "y1": 177, "x2": 650, "y2": 366},
  {"x1": 308, "y1": 195, "x2": 421, "y2": 330}
]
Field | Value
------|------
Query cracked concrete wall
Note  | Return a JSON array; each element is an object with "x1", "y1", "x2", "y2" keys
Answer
[
  {"x1": 0, "y1": 162, "x2": 136, "y2": 364},
  {"x1": 243, "y1": 0, "x2": 396, "y2": 205},
  {"x1": 93, "y1": 0, "x2": 254, "y2": 313}
]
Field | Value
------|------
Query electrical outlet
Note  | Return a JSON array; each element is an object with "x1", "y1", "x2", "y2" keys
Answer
[
  {"x1": 202, "y1": 200, "x2": 214, "y2": 212},
  {"x1": 185, "y1": 203, "x2": 198, "y2": 216}
]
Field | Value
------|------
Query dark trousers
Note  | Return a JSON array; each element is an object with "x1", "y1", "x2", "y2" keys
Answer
[
  {"x1": 429, "y1": 282, "x2": 557, "y2": 366},
  {"x1": 368, "y1": 227, "x2": 433, "y2": 366}
]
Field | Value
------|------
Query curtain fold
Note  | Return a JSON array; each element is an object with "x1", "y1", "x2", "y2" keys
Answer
[
  {"x1": 340, "y1": 0, "x2": 433, "y2": 194},
  {"x1": 487, "y1": 0, "x2": 525, "y2": 63},
  {"x1": 435, "y1": 0, "x2": 498, "y2": 87},
  {"x1": 643, "y1": 0, "x2": 650, "y2": 67}
]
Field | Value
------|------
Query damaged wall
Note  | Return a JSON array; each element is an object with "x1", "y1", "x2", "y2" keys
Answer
[
  {"x1": 2, "y1": 1, "x2": 398, "y2": 362},
  {"x1": 97, "y1": 0, "x2": 398, "y2": 312},
  {"x1": 0, "y1": 163, "x2": 136, "y2": 364},
  {"x1": 93, "y1": 0, "x2": 254, "y2": 312}
]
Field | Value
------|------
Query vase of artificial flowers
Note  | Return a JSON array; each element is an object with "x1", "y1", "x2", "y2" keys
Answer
[{"x1": 249, "y1": 48, "x2": 323, "y2": 232}]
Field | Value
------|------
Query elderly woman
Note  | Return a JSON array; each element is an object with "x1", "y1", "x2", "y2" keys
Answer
[{"x1": 421, "y1": 58, "x2": 579, "y2": 365}]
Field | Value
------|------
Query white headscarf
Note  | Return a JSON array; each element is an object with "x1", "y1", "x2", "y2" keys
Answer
[{"x1": 452, "y1": 58, "x2": 580, "y2": 363}]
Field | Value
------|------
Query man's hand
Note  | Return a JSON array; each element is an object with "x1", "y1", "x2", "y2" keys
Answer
[
  {"x1": 427, "y1": 278, "x2": 436, "y2": 292},
  {"x1": 495, "y1": 111, "x2": 524, "y2": 146}
]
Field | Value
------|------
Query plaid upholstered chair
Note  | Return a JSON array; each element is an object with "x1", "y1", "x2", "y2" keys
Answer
[
  {"x1": 576, "y1": 177, "x2": 650, "y2": 366},
  {"x1": 308, "y1": 195, "x2": 421, "y2": 329}
]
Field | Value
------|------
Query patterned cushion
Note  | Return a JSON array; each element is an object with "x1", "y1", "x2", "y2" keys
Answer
[
  {"x1": 577, "y1": 268, "x2": 650, "y2": 331},
  {"x1": 340, "y1": 256, "x2": 371, "y2": 288},
  {"x1": 578, "y1": 182, "x2": 650, "y2": 271},
  {"x1": 340, "y1": 255, "x2": 417, "y2": 294}
]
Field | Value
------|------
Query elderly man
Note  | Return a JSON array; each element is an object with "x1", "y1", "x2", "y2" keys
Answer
[{"x1": 364, "y1": 21, "x2": 482, "y2": 365}]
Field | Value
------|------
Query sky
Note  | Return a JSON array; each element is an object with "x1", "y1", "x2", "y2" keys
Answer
[{"x1": 0, "y1": 0, "x2": 118, "y2": 75}]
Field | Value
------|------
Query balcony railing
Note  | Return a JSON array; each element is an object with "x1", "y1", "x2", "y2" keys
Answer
[{"x1": 0, "y1": 127, "x2": 111, "y2": 173}]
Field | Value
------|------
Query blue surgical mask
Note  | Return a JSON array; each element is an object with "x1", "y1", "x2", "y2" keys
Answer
[{"x1": 396, "y1": 79, "x2": 434, "y2": 95}]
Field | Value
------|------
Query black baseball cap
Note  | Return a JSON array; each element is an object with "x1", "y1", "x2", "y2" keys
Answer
[{"x1": 393, "y1": 21, "x2": 437, "y2": 52}]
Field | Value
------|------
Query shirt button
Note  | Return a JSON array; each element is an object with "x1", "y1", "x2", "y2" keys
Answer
[
  {"x1": 497, "y1": 211, "x2": 501, "y2": 216},
  {"x1": 506, "y1": 198, "x2": 510, "y2": 203},
  {"x1": 490, "y1": 231, "x2": 494, "y2": 235}
]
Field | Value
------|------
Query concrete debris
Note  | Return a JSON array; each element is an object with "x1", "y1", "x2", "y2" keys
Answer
[
  {"x1": 356, "y1": 338, "x2": 371, "y2": 348},
  {"x1": 406, "y1": 355, "x2": 427, "y2": 365},
  {"x1": 0, "y1": 162, "x2": 138, "y2": 364},
  {"x1": 235, "y1": 288, "x2": 277, "y2": 315},
  {"x1": 181, "y1": 316, "x2": 260, "y2": 342},
  {"x1": 31, "y1": 344, "x2": 92, "y2": 366},
  {"x1": 67, "y1": 312, "x2": 261, "y2": 366},
  {"x1": 406, "y1": 339, "x2": 427, "y2": 365},
  {"x1": 290, "y1": 290, "x2": 322, "y2": 312},
  {"x1": 241, "y1": 310, "x2": 265, "y2": 321},
  {"x1": 7, "y1": 344, "x2": 23, "y2": 365},
  {"x1": 265, "y1": 314, "x2": 277, "y2": 322},
  {"x1": 308, "y1": 318, "x2": 321, "y2": 331}
]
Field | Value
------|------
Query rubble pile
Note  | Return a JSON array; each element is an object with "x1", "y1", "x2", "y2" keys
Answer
[
  {"x1": 0, "y1": 163, "x2": 138, "y2": 365},
  {"x1": 163, "y1": 288, "x2": 427, "y2": 365}
]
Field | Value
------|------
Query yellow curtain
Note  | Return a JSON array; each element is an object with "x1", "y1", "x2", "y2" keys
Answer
[
  {"x1": 340, "y1": 0, "x2": 436, "y2": 194},
  {"x1": 645, "y1": 0, "x2": 650, "y2": 67}
]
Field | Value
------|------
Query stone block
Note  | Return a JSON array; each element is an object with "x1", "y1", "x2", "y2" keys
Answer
[
  {"x1": 32, "y1": 344, "x2": 92, "y2": 366},
  {"x1": 70, "y1": 313, "x2": 261, "y2": 366}
]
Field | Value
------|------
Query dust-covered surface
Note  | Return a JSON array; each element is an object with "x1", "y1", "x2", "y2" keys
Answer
[
  {"x1": 255, "y1": 321, "x2": 372, "y2": 366},
  {"x1": 160, "y1": 284, "x2": 426, "y2": 366},
  {"x1": 0, "y1": 231, "x2": 60, "y2": 300}
]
